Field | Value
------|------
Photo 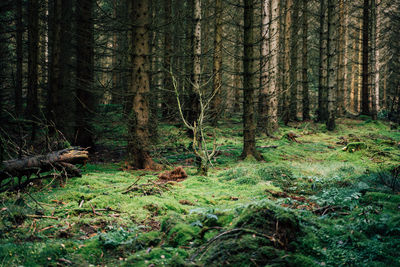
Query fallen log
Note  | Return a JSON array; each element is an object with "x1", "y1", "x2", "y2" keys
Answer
[{"x1": 0, "y1": 147, "x2": 88, "y2": 192}]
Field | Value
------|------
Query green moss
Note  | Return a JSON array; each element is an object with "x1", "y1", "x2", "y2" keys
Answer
[{"x1": 166, "y1": 223, "x2": 200, "y2": 246}]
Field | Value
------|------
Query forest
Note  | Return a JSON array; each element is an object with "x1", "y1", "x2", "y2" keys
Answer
[{"x1": 0, "y1": 0, "x2": 399, "y2": 266}]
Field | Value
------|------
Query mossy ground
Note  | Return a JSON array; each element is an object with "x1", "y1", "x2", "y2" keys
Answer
[{"x1": 1, "y1": 118, "x2": 399, "y2": 266}]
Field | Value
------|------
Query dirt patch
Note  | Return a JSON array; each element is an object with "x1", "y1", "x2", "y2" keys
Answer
[{"x1": 158, "y1": 166, "x2": 188, "y2": 182}]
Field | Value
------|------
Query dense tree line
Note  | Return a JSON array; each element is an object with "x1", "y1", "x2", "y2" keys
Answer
[{"x1": 0, "y1": 0, "x2": 399, "y2": 169}]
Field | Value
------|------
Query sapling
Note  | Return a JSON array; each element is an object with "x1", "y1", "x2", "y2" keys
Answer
[{"x1": 170, "y1": 71, "x2": 219, "y2": 176}]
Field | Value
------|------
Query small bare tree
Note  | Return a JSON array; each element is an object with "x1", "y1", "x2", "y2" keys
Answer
[{"x1": 170, "y1": 71, "x2": 219, "y2": 176}]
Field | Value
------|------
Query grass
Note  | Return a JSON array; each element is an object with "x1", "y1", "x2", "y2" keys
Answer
[{"x1": 0, "y1": 118, "x2": 399, "y2": 266}]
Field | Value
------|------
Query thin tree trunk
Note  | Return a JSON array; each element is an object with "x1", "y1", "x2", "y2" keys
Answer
[
  {"x1": 15, "y1": 0, "x2": 23, "y2": 117},
  {"x1": 189, "y1": 0, "x2": 202, "y2": 125},
  {"x1": 258, "y1": 0, "x2": 271, "y2": 131},
  {"x1": 350, "y1": 29, "x2": 358, "y2": 113},
  {"x1": 161, "y1": 0, "x2": 174, "y2": 121},
  {"x1": 266, "y1": 0, "x2": 279, "y2": 133},
  {"x1": 282, "y1": 0, "x2": 292, "y2": 125},
  {"x1": 289, "y1": 0, "x2": 299, "y2": 121},
  {"x1": 361, "y1": 0, "x2": 370, "y2": 115},
  {"x1": 357, "y1": 20, "x2": 363, "y2": 113},
  {"x1": 336, "y1": 0, "x2": 345, "y2": 116},
  {"x1": 343, "y1": 1, "x2": 349, "y2": 113},
  {"x1": 326, "y1": 0, "x2": 337, "y2": 130},
  {"x1": 371, "y1": 0, "x2": 380, "y2": 119},
  {"x1": 241, "y1": 0, "x2": 263, "y2": 161},
  {"x1": 211, "y1": 0, "x2": 223, "y2": 124},
  {"x1": 301, "y1": 0, "x2": 310, "y2": 121},
  {"x1": 317, "y1": 0, "x2": 328, "y2": 122}
]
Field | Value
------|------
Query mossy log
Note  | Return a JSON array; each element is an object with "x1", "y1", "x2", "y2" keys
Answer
[{"x1": 0, "y1": 147, "x2": 88, "y2": 191}]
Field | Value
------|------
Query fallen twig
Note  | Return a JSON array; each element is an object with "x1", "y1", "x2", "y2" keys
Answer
[{"x1": 27, "y1": 214, "x2": 58, "y2": 220}]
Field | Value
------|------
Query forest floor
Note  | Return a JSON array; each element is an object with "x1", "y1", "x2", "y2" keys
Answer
[{"x1": 1, "y1": 117, "x2": 400, "y2": 266}]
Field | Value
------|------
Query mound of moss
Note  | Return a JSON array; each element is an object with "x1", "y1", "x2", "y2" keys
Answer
[{"x1": 197, "y1": 201, "x2": 301, "y2": 266}]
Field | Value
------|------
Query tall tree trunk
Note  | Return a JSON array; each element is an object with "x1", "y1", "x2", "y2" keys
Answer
[
  {"x1": 326, "y1": 0, "x2": 337, "y2": 130},
  {"x1": 342, "y1": 1, "x2": 349, "y2": 113},
  {"x1": 258, "y1": 0, "x2": 271, "y2": 131},
  {"x1": 357, "y1": 20, "x2": 363, "y2": 113},
  {"x1": 211, "y1": 0, "x2": 223, "y2": 124},
  {"x1": 282, "y1": 0, "x2": 291, "y2": 125},
  {"x1": 48, "y1": 0, "x2": 73, "y2": 138},
  {"x1": 289, "y1": 0, "x2": 299, "y2": 121},
  {"x1": 361, "y1": 0, "x2": 370, "y2": 116},
  {"x1": 301, "y1": 0, "x2": 310, "y2": 121},
  {"x1": 188, "y1": 0, "x2": 202, "y2": 125},
  {"x1": 161, "y1": 0, "x2": 174, "y2": 121},
  {"x1": 267, "y1": 0, "x2": 279, "y2": 132},
  {"x1": 127, "y1": 0, "x2": 156, "y2": 169},
  {"x1": 75, "y1": 0, "x2": 95, "y2": 148},
  {"x1": 371, "y1": 0, "x2": 380, "y2": 120},
  {"x1": 317, "y1": 0, "x2": 328, "y2": 122},
  {"x1": 15, "y1": 0, "x2": 23, "y2": 117},
  {"x1": 233, "y1": 38, "x2": 241, "y2": 113},
  {"x1": 241, "y1": 0, "x2": 263, "y2": 161},
  {"x1": 111, "y1": 0, "x2": 120, "y2": 104},
  {"x1": 26, "y1": 0, "x2": 40, "y2": 141},
  {"x1": 336, "y1": 0, "x2": 345, "y2": 116}
]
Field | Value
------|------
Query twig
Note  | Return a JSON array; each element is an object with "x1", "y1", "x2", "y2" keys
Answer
[{"x1": 27, "y1": 214, "x2": 58, "y2": 220}]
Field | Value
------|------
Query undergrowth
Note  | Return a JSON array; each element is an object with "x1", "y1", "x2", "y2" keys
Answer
[{"x1": 0, "y1": 118, "x2": 399, "y2": 266}]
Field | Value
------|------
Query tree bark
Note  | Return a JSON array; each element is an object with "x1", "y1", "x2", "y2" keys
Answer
[
  {"x1": 317, "y1": 0, "x2": 328, "y2": 122},
  {"x1": 336, "y1": 0, "x2": 345, "y2": 116},
  {"x1": 15, "y1": 0, "x2": 23, "y2": 117},
  {"x1": 161, "y1": 0, "x2": 175, "y2": 121},
  {"x1": 75, "y1": 0, "x2": 95, "y2": 149},
  {"x1": 189, "y1": 0, "x2": 202, "y2": 126},
  {"x1": 211, "y1": 0, "x2": 223, "y2": 124},
  {"x1": 326, "y1": 0, "x2": 337, "y2": 131},
  {"x1": 301, "y1": 0, "x2": 310, "y2": 121},
  {"x1": 127, "y1": 0, "x2": 157, "y2": 169},
  {"x1": 26, "y1": 0, "x2": 40, "y2": 140},
  {"x1": 258, "y1": 0, "x2": 271, "y2": 131},
  {"x1": 289, "y1": 0, "x2": 299, "y2": 121},
  {"x1": 241, "y1": 0, "x2": 263, "y2": 161},
  {"x1": 371, "y1": 0, "x2": 380, "y2": 120},
  {"x1": 361, "y1": 0, "x2": 370, "y2": 116}
]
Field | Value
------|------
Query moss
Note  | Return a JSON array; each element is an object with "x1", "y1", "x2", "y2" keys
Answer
[
  {"x1": 166, "y1": 223, "x2": 200, "y2": 247},
  {"x1": 124, "y1": 247, "x2": 188, "y2": 267},
  {"x1": 343, "y1": 142, "x2": 367, "y2": 152}
]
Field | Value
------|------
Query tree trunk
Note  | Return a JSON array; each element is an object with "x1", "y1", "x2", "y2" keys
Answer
[
  {"x1": 15, "y1": 0, "x2": 23, "y2": 117},
  {"x1": 75, "y1": 0, "x2": 95, "y2": 149},
  {"x1": 211, "y1": 0, "x2": 223, "y2": 124},
  {"x1": 26, "y1": 0, "x2": 40, "y2": 140},
  {"x1": 342, "y1": 1, "x2": 349, "y2": 113},
  {"x1": 326, "y1": 0, "x2": 337, "y2": 130},
  {"x1": 258, "y1": 0, "x2": 271, "y2": 131},
  {"x1": 361, "y1": 0, "x2": 370, "y2": 116},
  {"x1": 161, "y1": 0, "x2": 175, "y2": 121},
  {"x1": 301, "y1": 0, "x2": 310, "y2": 121},
  {"x1": 282, "y1": 0, "x2": 292, "y2": 125},
  {"x1": 267, "y1": 0, "x2": 279, "y2": 132},
  {"x1": 336, "y1": 0, "x2": 345, "y2": 116},
  {"x1": 371, "y1": 0, "x2": 380, "y2": 120},
  {"x1": 48, "y1": 0, "x2": 73, "y2": 138},
  {"x1": 127, "y1": 0, "x2": 156, "y2": 169},
  {"x1": 317, "y1": 0, "x2": 328, "y2": 122},
  {"x1": 289, "y1": 0, "x2": 299, "y2": 121},
  {"x1": 188, "y1": 0, "x2": 202, "y2": 126},
  {"x1": 241, "y1": 0, "x2": 263, "y2": 161}
]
